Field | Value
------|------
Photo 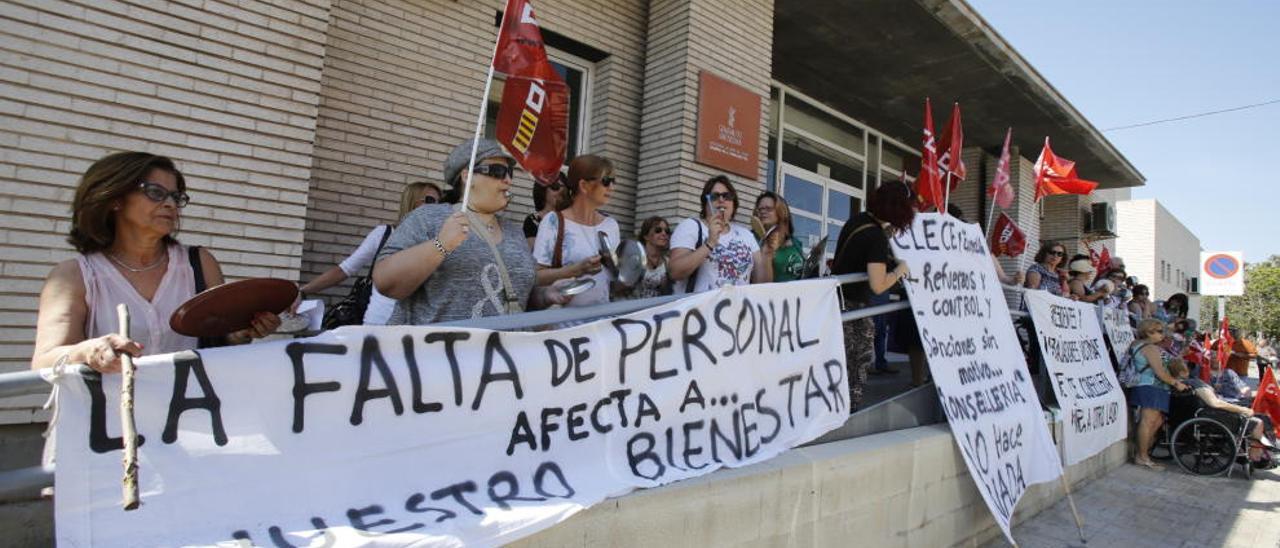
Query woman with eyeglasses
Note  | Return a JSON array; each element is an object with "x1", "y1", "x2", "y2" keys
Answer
[
  {"x1": 623, "y1": 216, "x2": 673, "y2": 299},
  {"x1": 532, "y1": 154, "x2": 621, "y2": 308},
  {"x1": 669, "y1": 175, "x2": 772, "y2": 293},
  {"x1": 754, "y1": 192, "x2": 804, "y2": 282},
  {"x1": 374, "y1": 139, "x2": 571, "y2": 324},
  {"x1": 32, "y1": 152, "x2": 281, "y2": 372},
  {"x1": 523, "y1": 172, "x2": 567, "y2": 249},
  {"x1": 297, "y1": 181, "x2": 438, "y2": 325},
  {"x1": 1024, "y1": 242, "x2": 1067, "y2": 296}
]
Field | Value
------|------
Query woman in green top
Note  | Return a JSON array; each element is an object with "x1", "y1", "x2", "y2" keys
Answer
[{"x1": 754, "y1": 192, "x2": 804, "y2": 282}]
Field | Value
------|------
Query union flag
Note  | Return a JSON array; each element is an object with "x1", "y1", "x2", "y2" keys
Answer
[
  {"x1": 1033, "y1": 137, "x2": 1098, "y2": 201},
  {"x1": 493, "y1": 0, "x2": 570, "y2": 185},
  {"x1": 915, "y1": 99, "x2": 944, "y2": 212}
]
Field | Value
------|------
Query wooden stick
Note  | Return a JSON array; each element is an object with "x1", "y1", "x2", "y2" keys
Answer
[
  {"x1": 1059, "y1": 473, "x2": 1087, "y2": 544},
  {"x1": 118, "y1": 303, "x2": 141, "y2": 511}
]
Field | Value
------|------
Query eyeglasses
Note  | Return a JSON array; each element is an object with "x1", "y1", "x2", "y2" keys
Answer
[
  {"x1": 472, "y1": 163, "x2": 515, "y2": 180},
  {"x1": 137, "y1": 181, "x2": 190, "y2": 208},
  {"x1": 707, "y1": 192, "x2": 734, "y2": 202},
  {"x1": 594, "y1": 176, "x2": 616, "y2": 187},
  {"x1": 547, "y1": 182, "x2": 564, "y2": 192},
  {"x1": 421, "y1": 196, "x2": 438, "y2": 204},
  {"x1": 650, "y1": 226, "x2": 670, "y2": 235}
]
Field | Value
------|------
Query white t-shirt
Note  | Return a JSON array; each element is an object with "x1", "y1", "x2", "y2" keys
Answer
[
  {"x1": 532, "y1": 212, "x2": 620, "y2": 307},
  {"x1": 669, "y1": 218, "x2": 759, "y2": 293},
  {"x1": 339, "y1": 225, "x2": 396, "y2": 325}
]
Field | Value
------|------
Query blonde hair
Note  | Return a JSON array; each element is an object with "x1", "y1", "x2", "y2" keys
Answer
[
  {"x1": 398, "y1": 181, "x2": 431, "y2": 220},
  {"x1": 1137, "y1": 319, "x2": 1165, "y2": 340}
]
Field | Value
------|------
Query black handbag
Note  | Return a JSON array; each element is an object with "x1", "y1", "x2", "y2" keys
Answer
[{"x1": 322, "y1": 226, "x2": 392, "y2": 329}]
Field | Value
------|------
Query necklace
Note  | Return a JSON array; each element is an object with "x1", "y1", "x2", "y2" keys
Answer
[{"x1": 107, "y1": 249, "x2": 167, "y2": 273}]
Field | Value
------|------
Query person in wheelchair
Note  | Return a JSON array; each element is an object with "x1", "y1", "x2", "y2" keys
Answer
[{"x1": 1169, "y1": 360, "x2": 1273, "y2": 467}]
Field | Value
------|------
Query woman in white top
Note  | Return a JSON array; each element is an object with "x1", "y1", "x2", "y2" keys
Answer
[
  {"x1": 668, "y1": 175, "x2": 773, "y2": 292},
  {"x1": 299, "y1": 182, "x2": 439, "y2": 325},
  {"x1": 32, "y1": 152, "x2": 280, "y2": 373},
  {"x1": 532, "y1": 154, "x2": 621, "y2": 308}
]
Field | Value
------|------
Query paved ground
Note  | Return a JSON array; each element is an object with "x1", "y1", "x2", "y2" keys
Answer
[{"x1": 984, "y1": 460, "x2": 1280, "y2": 548}]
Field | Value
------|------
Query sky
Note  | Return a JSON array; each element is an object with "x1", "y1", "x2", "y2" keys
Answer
[{"x1": 968, "y1": 1, "x2": 1280, "y2": 263}]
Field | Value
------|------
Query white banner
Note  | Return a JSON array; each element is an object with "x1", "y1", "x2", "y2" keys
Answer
[
  {"x1": 1099, "y1": 306, "x2": 1136, "y2": 371},
  {"x1": 890, "y1": 213, "x2": 1062, "y2": 542},
  {"x1": 1024, "y1": 291, "x2": 1127, "y2": 464},
  {"x1": 52, "y1": 280, "x2": 848, "y2": 547}
]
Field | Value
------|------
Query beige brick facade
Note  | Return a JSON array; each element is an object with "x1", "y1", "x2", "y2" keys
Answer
[{"x1": 0, "y1": 0, "x2": 331, "y2": 421}]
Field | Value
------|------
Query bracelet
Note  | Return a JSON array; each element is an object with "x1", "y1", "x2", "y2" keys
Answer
[
  {"x1": 703, "y1": 241, "x2": 715, "y2": 252},
  {"x1": 432, "y1": 238, "x2": 451, "y2": 259}
]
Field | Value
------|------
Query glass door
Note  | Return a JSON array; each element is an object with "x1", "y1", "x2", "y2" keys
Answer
[{"x1": 779, "y1": 163, "x2": 864, "y2": 262}]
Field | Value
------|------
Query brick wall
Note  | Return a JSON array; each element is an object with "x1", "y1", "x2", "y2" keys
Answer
[
  {"x1": 299, "y1": 0, "x2": 649, "y2": 298},
  {"x1": 0, "y1": 0, "x2": 330, "y2": 422},
  {"x1": 634, "y1": 0, "x2": 775, "y2": 225}
]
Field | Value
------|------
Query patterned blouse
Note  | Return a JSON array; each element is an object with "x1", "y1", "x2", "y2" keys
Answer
[{"x1": 1026, "y1": 263, "x2": 1062, "y2": 296}]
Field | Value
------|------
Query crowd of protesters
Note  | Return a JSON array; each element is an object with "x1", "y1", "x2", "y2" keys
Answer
[{"x1": 29, "y1": 143, "x2": 1278, "y2": 435}]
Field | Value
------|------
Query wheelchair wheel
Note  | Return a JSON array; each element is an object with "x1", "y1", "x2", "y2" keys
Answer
[{"x1": 1172, "y1": 418, "x2": 1238, "y2": 476}]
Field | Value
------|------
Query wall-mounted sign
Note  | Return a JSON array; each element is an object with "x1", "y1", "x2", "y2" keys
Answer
[
  {"x1": 695, "y1": 70, "x2": 761, "y2": 179},
  {"x1": 1199, "y1": 251, "x2": 1244, "y2": 296}
]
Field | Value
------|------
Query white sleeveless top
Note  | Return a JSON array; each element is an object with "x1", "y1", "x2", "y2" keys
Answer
[{"x1": 75, "y1": 243, "x2": 198, "y2": 355}]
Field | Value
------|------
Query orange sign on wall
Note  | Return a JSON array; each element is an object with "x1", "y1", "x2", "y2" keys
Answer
[{"x1": 695, "y1": 71, "x2": 761, "y2": 180}]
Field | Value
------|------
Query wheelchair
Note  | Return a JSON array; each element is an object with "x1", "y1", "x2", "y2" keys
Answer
[{"x1": 1149, "y1": 390, "x2": 1267, "y2": 478}]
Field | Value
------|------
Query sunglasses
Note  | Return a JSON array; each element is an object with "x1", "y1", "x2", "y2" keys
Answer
[
  {"x1": 594, "y1": 176, "x2": 616, "y2": 187},
  {"x1": 650, "y1": 226, "x2": 670, "y2": 235},
  {"x1": 137, "y1": 181, "x2": 190, "y2": 208},
  {"x1": 1048, "y1": 250, "x2": 1065, "y2": 257},
  {"x1": 421, "y1": 196, "x2": 438, "y2": 204},
  {"x1": 707, "y1": 191, "x2": 734, "y2": 202},
  {"x1": 547, "y1": 182, "x2": 565, "y2": 192},
  {"x1": 472, "y1": 163, "x2": 516, "y2": 180}
]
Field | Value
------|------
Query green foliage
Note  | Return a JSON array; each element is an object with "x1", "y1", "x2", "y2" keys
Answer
[{"x1": 1207, "y1": 255, "x2": 1280, "y2": 337}]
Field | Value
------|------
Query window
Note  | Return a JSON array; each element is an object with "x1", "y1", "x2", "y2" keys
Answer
[{"x1": 483, "y1": 51, "x2": 593, "y2": 162}]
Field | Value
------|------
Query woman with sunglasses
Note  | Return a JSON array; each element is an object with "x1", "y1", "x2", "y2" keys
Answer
[
  {"x1": 754, "y1": 192, "x2": 804, "y2": 282},
  {"x1": 297, "y1": 182, "x2": 437, "y2": 325},
  {"x1": 1127, "y1": 284, "x2": 1155, "y2": 320},
  {"x1": 669, "y1": 175, "x2": 772, "y2": 293},
  {"x1": 622, "y1": 216, "x2": 673, "y2": 299},
  {"x1": 374, "y1": 139, "x2": 571, "y2": 324},
  {"x1": 1024, "y1": 242, "x2": 1067, "y2": 296},
  {"x1": 532, "y1": 154, "x2": 621, "y2": 307},
  {"x1": 523, "y1": 172, "x2": 568, "y2": 249},
  {"x1": 32, "y1": 152, "x2": 281, "y2": 373}
]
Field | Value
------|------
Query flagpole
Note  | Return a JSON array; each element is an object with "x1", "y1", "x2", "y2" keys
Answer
[
  {"x1": 943, "y1": 171, "x2": 952, "y2": 215},
  {"x1": 460, "y1": 8, "x2": 511, "y2": 210},
  {"x1": 984, "y1": 191, "x2": 998, "y2": 239}
]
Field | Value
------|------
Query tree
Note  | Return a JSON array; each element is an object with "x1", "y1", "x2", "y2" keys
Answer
[{"x1": 1202, "y1": 255, "x2": 1280, "y2": 338}]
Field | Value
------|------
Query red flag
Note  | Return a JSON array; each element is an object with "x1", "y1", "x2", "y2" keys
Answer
[
  {"x1": 1033, "y1": 137, "x2": 1098, "y2": 201},
  {"x1": 989, "y1": 212, "x2": 1027, "y2": 257},
  {"x1": 1217, "y1": 317, "x2": 1234, "y2": 370},
  {"x1": 987, "y1": 128, "x2": 1014, "y2": 209},
  {"x1": 1253, "y1": 366, "x2": 1280, "y2": 428},
  {"x1": 1197, "y1": 343, "x2": 1212, "y2": 383},
  {"x1": 493, "y1": 0, "x2": 569, "y2": 185},
  {"x1": 937, "y1": 102, "x2": 966, "y2": 183},
  {"x1": 915, "y1": 99, "x2": 944, "y2": 212},
  {"x1": 1088, "y1": 246, "x2": 1112, "y2": 274}
]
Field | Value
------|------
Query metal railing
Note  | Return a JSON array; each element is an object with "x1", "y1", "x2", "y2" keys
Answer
[{"x1": 0, "y1": 272, "x2": 1036, "y2": 500}]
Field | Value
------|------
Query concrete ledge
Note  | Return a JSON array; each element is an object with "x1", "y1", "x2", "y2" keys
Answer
[{"x1": 513, "y1": 424, "x2": 1127, "y2": 548}]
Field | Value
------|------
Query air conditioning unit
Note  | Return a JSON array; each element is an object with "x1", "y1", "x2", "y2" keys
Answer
[{"x1": 1085, "y1": 202, "x2": 1117, "y2": 237}]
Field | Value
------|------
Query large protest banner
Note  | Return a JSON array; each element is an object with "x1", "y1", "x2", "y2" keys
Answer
[
  {"x1": 889, "y1": 212, "x2": 1062, "y2": 542},
  {"x1": 51, "y1": 280, "x2": 847, "y2": 547},
  {"x1": 1024, "y1": 291, "x2": 1127, "y2": 464},
  {"x1": 1099, "y1": 306, "x2": 1136, "y2": 370}
]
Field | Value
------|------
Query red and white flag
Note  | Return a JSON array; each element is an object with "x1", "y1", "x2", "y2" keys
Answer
[
  {"x1": 937, "y1": 102, "x2": 966, "y2": 182},
  {"x1": 493, "y1": 0, "x2": 570, "y2": 185},
  {"x1": 989, "y1": 212, "x2": 1027, "y2": 257},
  {"x1": 1218, "y1": 317, "x2": 1235, "y2": 371},
  {"x1": 1253, "y1": 366, "x2": 1280, "y2": 429},
  {"x1": 987, "y1": 128, "x2": 1014, "y2": 209},
  {"x1": 915, "y1": 98, "x2": 945, "y2": 212},
  {"x1": 1033, "y1": 137, "x2": 1097, "y2": 201}
]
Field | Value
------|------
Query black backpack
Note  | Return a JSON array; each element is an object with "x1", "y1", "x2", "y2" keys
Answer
[{"x1": 322, "y1": 226, "x2": 393, "y2": 329}]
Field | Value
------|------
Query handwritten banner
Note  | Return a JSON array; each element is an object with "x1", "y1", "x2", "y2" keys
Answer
[
  {"x1": 890, "y1": 212, "x2": 1062, "y2": 543},
  {"x1": 52, "y1": 281, "x2": 848, "y2": 547},
  {"x1": 1099, "y1": 306, "x2": 1136, "y2": 371},
  {"x1": 1024, "y1": 291, "x2": 1127, "y2": 464}
]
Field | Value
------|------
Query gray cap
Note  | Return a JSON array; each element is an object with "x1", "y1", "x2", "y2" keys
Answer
[{"x1": 443, "y1": 138, "x2": 514, "y2": 187}]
